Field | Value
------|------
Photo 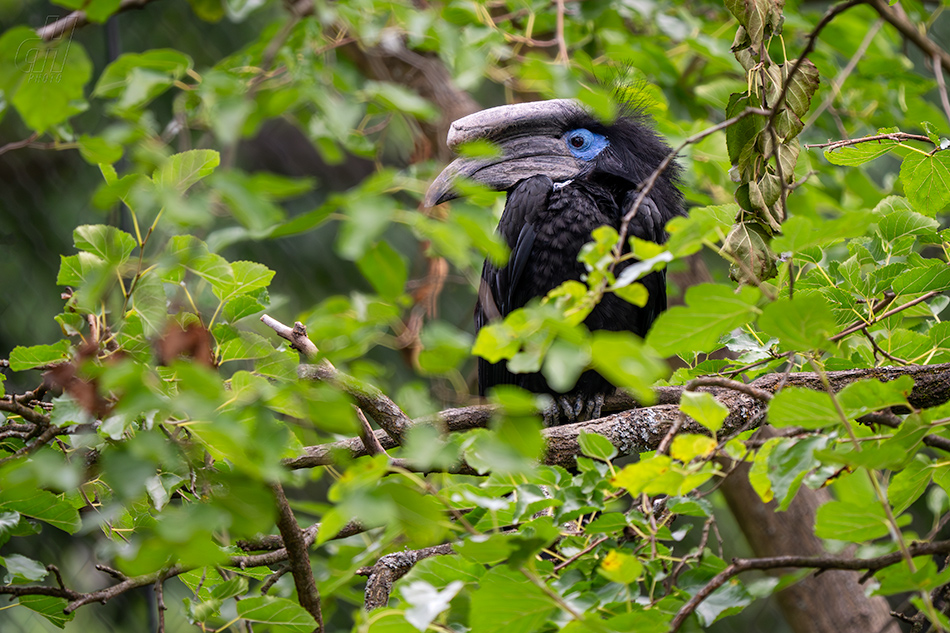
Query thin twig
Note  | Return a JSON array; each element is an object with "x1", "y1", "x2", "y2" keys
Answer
[
  {"x1": 831, "y1": 290, "x2": 942, "y2": 341},
  {"x1": 553, "y1": 536, "x2": 608, "y2": 572},
  {"x1": 554, "y1": 0, "x2": 568, "y2": 63},
  {"x1": 614, "y1": 107, "x2": 771, "y2": 266},
  {"x1": 36, "y1": 0, "x2": 157, "y2": 41},
  {"x1": 935, "y1": 51, "x2": 950, "y2": 127},
  {"x1": 155, "y1": 579, "x2": 166, "y2": 633},
  {"x1": 805, "y1": 132, "x2": 934, "y2": 151},
  {"x1": 685, "y1": 376, "x2": 773, "y2": 402},
  {"x1": 0, "y1": 133, "x2": 40, "y2": 156},
  {"x1": 670, "y1": 540, "x2": 950, "y2": 631},
  {"x1": 271, "y1": 482, "x2": 323, "y2": 631},
  {"x1": 805, "y1": 19, "x2": 884, "y2": 129},
  {"x1": 867, "y1": 0, "x2": 950, "y2": 76},
  {"x1": 263, "y1": 314, "x2": 413, "y2": 442},
  {"x1": 260, "y1": 315, "x2": 319, "y2": 358},
  {"x1": 355, "y1": 407, "x2": 390, "y2": 457},
  {"x1": 862, "y1": 328, "x2": 910, "y2": 365}
]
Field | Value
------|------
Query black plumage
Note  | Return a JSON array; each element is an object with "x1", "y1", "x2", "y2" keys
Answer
[{"x1": 425, "y1": 100, "x2": 684, "y2": 423}]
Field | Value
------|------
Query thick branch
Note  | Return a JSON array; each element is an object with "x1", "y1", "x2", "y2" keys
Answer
[{"x1": 290, "y1": 363, "x2": 950, "y2": 470}]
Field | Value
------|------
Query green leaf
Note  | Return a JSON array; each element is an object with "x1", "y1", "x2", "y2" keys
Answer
[
  {"x1": 612, "y1": 454, "x2": 714, "y2": 496},
  {"x1": 836, "y1": 376, "x2": 913, "y2": 419},
  {"x1": 8, "y1": 340, "x2": 71, "y2": 371},
  {"x1": 361, "y1": 81, "x2": 437, "y2": 120},
  {"x1": 74, "y1": 224, "x2": 137, "y2": 265},
  {"x1": 357, "y1": 241, "x2": 408, "y2": 300},
  {"x1": 78, "y1": 135, "x2": 124, "y2": 165},
  {"x1": 824, "y1": 138, "x2": 899, "y2": 166},
  {"x1": 218, "y1": 331, "x2": 273, "y2": 363},
  {"x1": 17, "y1": 595, "x2": 74, "y2": 628},
  {"x1": 647, "y1": 284, "x2": 760, "y2": 357},
  {"x1": 814, "y1": 500, "x2": 908, "y2": 542},
  {"x1": 721, "y1": 221, "x2": 776, "y2": 282},
  {"x1": 771, "y1": 212, "x2": 875, "y2": 253},
  {"x1": 456, "y1": 533, "x2": 515, "y2": 565},
  {"x1": 877, "y1": 208, "x2": 939, "y2": 241},
  {"x1": 767, "y1": 387, "x2": 839, "y2": 429},
  {"x1": 875, "y1": 557, "x2": 950, "y2": 596},
  {"x1": 695, "y1": 574, "x2": 754, "y2": 626},
  {"x1": 224, "y1": 260, "x2": 275, "y2": 300},
  {"x1": 887, "y1": 457, "x2": 932, "y2": 514},
  {"x1": 223, "y1": 294, "x2": 267, "y2": 323},
  {"x1": 0, "y1": 486, "x2": 81, "y2": 534},
  {"x1": 8, "y1": 35, "x2": 92, "y2": 133},
  {"x1": 757, "y1": 293, "x2": 836, "y2": 352},
  {"x1": 680, "y1": 391, "x2": 729, "y2": 434},
  {"x1": 598, "y1": 549, "x2": 643, "y2": 584},
  {"x1": 892, "y1": 259, "x2": 950, "y2": 295},
  {"x1": 0, "y1": 511, "x2": 19, "y2": 545},
  {"x1": 578, "y1": 431, "x2": 617, "y2": 461},
  {"x1": 612, "y1": 282, "x2": 649, "y2": 306},
  {"x1": 337, "y1": 195, "x2": 397, "y2": 261},
  {"x1": 589, "y1": 330, "x2": 667, "y2": 404},
  {"x1": 469, "y1": 566, "x2": 556, "y2": 633},
  {"x1": 128, "y1": 271, "x2": 168, "y2": 336},
  {"x1": 1, "y1": 553, "x2": 48, "y2": 582},
  {"x1": 153, "y1": 150, "x2": 221, "y2": 193},
  {"x1": 94, "y1": 49, "x2": 192, "y2": 107},
  {"x1": 767, "y1": 436, "x2": 826, "y2": 511},
  {"x1": 670, "y1": 434, "x2": 717, "y2": 462},
  {"x1": 665, "y1": 204, "x2": 736, "y2": 257},
  {"x1": 900, "y1": 150, "x2": 950, "y2": 216},
  {"x1": 236, "y1": 596, "x2": 317, "y2": 632}
]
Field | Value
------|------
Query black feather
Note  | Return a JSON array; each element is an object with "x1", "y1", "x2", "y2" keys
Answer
[{"x1": 473, "y1": 105, "x2": 684, "y2": 421}]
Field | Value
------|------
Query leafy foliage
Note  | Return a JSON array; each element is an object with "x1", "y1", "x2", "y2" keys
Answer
[{"x1": 2, "y1": 0, "x2": 950, "y2": 631}]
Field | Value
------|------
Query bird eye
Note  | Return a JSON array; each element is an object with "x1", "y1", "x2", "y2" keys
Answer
[{"x1": 564, "y1": 128, "x2": 608, "y2": 161}]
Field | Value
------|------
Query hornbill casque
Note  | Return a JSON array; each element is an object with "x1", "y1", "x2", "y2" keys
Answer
[{"x1": 424, "y1": 99, "x2": 684, "y2": 424}]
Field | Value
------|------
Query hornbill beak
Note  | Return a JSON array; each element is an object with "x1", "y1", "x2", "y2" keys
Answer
[{"x1": 424, "y1": 99, "x2": 595, "y2": 206}]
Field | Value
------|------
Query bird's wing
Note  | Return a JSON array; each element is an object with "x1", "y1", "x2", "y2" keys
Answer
[
  {"x1": 622, "y1": 192, "x2": 668, "y2": 243},
  {"x1": 483, "y1": 174, "x2": 553, "y2": 316},
  {"x1": 474, "y1": 175, "x2": 552, "y2": 395}
]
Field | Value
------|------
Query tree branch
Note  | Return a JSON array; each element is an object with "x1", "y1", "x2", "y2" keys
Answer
[
  {"x1": 671, "y1": 540, "x2": 950, "y2": 631},
  {"x1": 359, "y1": 544, "x2": 455, "y2": 611},
  {"x1": 35, "y1": 0, "x2": 157, "y2": 41},
  {"x1": 289, "y1": 363, "x2": 950, "y2": 471},
  {"x1": 297, "y1": 363, "x2": 412, "y2": 443},
  {"x1": 866, "y1": 0, "x2": 950, "y2": 76},
  {"x1": 805, "y1": 132, "x2": 934, "y2": 151},
  {"x1": 271, "y1": 482, "x2": 323, "y2": 632}
]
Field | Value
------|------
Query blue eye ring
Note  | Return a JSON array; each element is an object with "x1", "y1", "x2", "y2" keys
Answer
[
  {"x1": 568, "y1": 131, "x2": 592, "y2": 151},
  {"x1": 564, "y1": 128, "x2": 609, "y2": 161}
]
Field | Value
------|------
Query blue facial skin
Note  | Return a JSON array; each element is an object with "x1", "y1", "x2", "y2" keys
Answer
[{"x1": 564, "y1": 128, "x2": 609, "y2": 161}]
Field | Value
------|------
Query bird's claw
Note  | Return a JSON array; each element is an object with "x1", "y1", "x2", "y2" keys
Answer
[{"x1": 542, "y1": 392, "x2": 607, "y2": 426}]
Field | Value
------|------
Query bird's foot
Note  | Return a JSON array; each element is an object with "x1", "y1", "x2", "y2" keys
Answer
[{"x1": 542, "y1": 393, "x2": 606, "y2": 426}]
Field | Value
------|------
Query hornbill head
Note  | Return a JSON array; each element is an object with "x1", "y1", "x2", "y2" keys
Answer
[{"x1": 424, "y1": 98, "x2": 677, "y2": 207}]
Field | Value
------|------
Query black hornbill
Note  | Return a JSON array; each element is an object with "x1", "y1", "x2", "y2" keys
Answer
[{"x1": 425, "y1": 99, "x2": 684, "y2": 424}]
